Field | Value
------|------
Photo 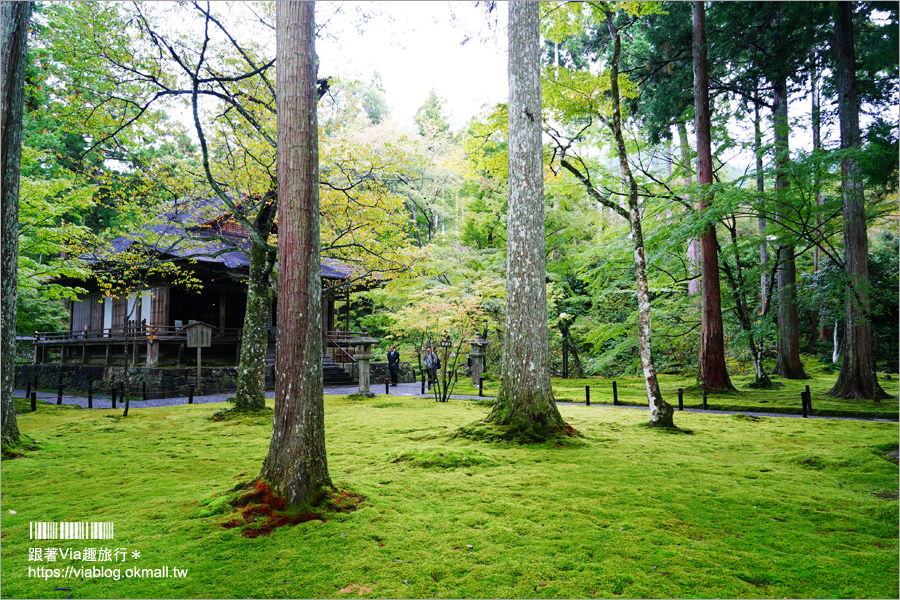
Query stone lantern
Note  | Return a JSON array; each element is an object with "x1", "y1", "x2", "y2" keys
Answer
[
  {"x1": 469, "y1": 333, "x2": 488, "y2": 386},
  {"x1": 346, "y1": 328, "x2": 379, "y2": 397}
]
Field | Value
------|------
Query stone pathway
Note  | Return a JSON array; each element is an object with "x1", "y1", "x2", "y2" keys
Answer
[{"x1": 14, "y1": 384, "x2": 895, "y2": 422}]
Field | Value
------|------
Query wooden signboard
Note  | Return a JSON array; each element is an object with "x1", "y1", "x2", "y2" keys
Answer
[
  {"x1": 184, "y1": 321, "x2": 213, "y2": 394},
  {"x1": 185, "y1": 322, "x2": 212, "y2": 348}
]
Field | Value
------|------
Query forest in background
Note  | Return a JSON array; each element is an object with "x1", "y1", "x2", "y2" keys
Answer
[{"x1": 10, "y1": 1, "x2": 898, "y2": 396}]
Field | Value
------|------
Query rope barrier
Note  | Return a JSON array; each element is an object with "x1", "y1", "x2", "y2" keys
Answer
[{"x1": 15, "y1": 371, "x2": 246, "y2": 405}]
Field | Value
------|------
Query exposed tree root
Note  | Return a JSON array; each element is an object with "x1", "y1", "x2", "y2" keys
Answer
[
  {"x1": 453, "y1": 419, "x2": 583, "y2": 446},
  {"x1": 220, "y1": 480, "x2": 365, "y2": 538},
  {"x1": 638, "y1": 422, "x2": 694, "y2": 435},
  {"x1": 1, "y1": 434, "x2": 43, "y2": 460}
]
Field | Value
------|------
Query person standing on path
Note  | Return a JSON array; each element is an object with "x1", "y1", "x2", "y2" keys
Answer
[
  {"x1": 387, "y1": 345, "x2": 400, "y2": 386},
  {"x1": 422, "y1": 346, "x2": 439, "y2": 387}
]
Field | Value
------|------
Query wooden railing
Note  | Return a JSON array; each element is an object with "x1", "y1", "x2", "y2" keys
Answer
[
  {"x1": 324, "y1": 330, "x2": 363, "y2": 363},
  {"x1": 34, "y1": 324, "x2": 243, "y2": 344}
]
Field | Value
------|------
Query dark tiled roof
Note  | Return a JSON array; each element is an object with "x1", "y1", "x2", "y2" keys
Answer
[{"x1": 84, "y1": 195, "x2": 353, "y2": 280}]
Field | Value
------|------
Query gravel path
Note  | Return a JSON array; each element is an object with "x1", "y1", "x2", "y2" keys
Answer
[{"x1": 14, "y1": 384, "x2": 895, "y2": 422}]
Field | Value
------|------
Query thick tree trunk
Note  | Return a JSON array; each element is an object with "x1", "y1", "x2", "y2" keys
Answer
[
  {"x1": 235, "y1": 203, "x2": 275, "y2": 411},
  {"x1": 488, "y1": 1, "x2": 566, "y2": 437},
  {"x1": 260, "y1": 1, "x2": 333, "y2": 506},
  {"x1": 1, "y1": 2, "x2": 31, "y2": 446},
  {"x1": 771, "y1": 78, "x2": 808, "y2": 379},
  {"x1": 692, "y1": 1, "x2": 734, "y2": 392},
  {"x1": 828, "y1": 2, "x2": 890, "y2": 400},
  {"x1": 607, "y1": 16, "x2": 674, "y2": 428},
  {"x1": 677, "y1": 120, "x2": 700, "y2": 296}
]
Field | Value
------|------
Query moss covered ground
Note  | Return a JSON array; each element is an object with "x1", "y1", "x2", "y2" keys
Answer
[{"x1": 1, "y1": 391, "x2": 897, "y2": 599}]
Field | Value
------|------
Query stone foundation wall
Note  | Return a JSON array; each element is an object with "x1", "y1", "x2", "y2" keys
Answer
[
  {"x1": 341, "y1": 361, "x2": 419, "y2": 383},
  {"x1": 15, "y1": 364, "x2": 275, "y2": 399},
  {"x1": 15, "y1": 362, "x2": 427, "y2": 398}
]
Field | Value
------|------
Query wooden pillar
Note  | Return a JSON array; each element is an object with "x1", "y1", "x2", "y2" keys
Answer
[
  {"x1": 132, "y1": 323, "x2": 140, "y2": 366},
  {"x1": 146, "y1": 324, "x2": 159, "y2": 367},
  {"x1": 322, "y1": 291, "x2": 329, "y2": 355},
  {"x1": 218, "y1": 291, "x2": 226, "y2": 334},
  {"x1": 345, "y1": 288, "x2": 350, "y2": 332}
]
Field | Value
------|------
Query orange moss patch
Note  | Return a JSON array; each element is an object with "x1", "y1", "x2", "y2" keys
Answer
[
  {"x1": 322, "y1": 488, "x2": 367, "y2": 513},
  {"x1": 232, "y1": 480, "x2": 287, "y2": 511},
  {"x1": 558, "y1": 423, "x2": 582, "y2": 437},
  {"x1": 338, "y1": 583, "x2": 374, "y2": 595},
  {"x1": 218, "y1": 480, "x2": 366, "y2": 538}
]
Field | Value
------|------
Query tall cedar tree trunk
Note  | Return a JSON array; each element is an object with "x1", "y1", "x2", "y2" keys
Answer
[
  {"x1": 260, "y1": 1, "x2": 333, "y2": 506},
  {"x1": 607, "y1": 14, "x2": 674, "y2": 428},
  {"x1": 772, "y1": 78, "x2": 808, "y2": 379},
  {"x1": 692, "y1": 2, "x2": 734, "y2": 392},
  {"x1": 677, "y1": 121, "x2": 700, "y2": 296},
  {"x1": 234, "y1": 198, "x2": 276, "y2": 410},
  {"x1": 488, "y1": 1, "x2": 566, "y2": 436},
  {"x1": 828, "y1": 2, "x2": 890, "y2": 400},
  {"x1": 1, "y1": 2, "x2": 31, "y2": 446}
]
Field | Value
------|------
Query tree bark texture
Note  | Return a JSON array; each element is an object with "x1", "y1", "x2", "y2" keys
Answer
[
  {"x1": 235, "y1": 202, "x2": 276, "y2": 411},
  {"x1": 488, "y1": 1, "x2": 566, "y2": 436},
  {"x1": 772, "y1": 79, "x2": 808, "y2": 379},
  {"x1": 1, "y1": 1, "x2": 31, "y2": 445},
  {"x1": 828, "y1": 2, "x2": 890, "y2": 400},
  {"x1": 606, "y1": 15, "x2": 674, "y2": 428},
  {"x1": 260, "y1": 1, "x2": 333, "y2": 506},
  {"x1": 692, "y1": 1, "x2": 734, "y2": 392}
]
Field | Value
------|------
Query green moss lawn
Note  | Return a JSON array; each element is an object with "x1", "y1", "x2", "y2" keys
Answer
[{"x1": 2, "y1": 391, "x2": 897, "y2": 599}]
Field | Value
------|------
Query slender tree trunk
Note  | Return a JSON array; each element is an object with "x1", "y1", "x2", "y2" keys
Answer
[
  {"x1": 677, "y1": 120, "x2": 700, "y2": 296},
  {"x1": 828, "y1": 2, "x2": 890, "y2": 400},
  {"x1": 260, "y1": 1, "x2": 333, "y2": 506},
  {"x1": 1, "y1": 2, "x2": 32, "y2": 446},
  {"x1": 755, "y1": 101, "x2": 769, "y2": 313},
  {"x1": 607, "y1": 15, "x2": 674, "y2": 428},
  {"x1": 723, "y1": 217, "x2": 773, "y2": 388},
  {"x1": 811, "y1": 55, "x2": 823, "y2": 276},
  {"x1": 565, "y1": 338, "x2": 586, "y2": 379},
  {"x1": 665, "y1": 138, "x2": 673, "y2": 219},
  {"x1": 832, "y1": 321, "x2": 840, "y2": 364},
  {"x1": 235, "y1": 200, "x2": 276, "y2": 411},
  {"x1": 692, "y1": 1, "x2": 734, "y2": 392},
  {"x1": 772, "y1": 78, "x2": 808, "y2": 379},
  {"x1": 489, "y1": 1, "x2": 566, "y2": 437},
  {"x1": 560, "y1": 324, "x2": 586, "y2": 379},
  {"x1": 810, "y1": 54, "x2": 827, "y2": 347}
]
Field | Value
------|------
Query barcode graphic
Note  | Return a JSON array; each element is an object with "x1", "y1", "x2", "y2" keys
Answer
[{"x1": 29, "y1": 522, "x2": 114, "y2": 540}]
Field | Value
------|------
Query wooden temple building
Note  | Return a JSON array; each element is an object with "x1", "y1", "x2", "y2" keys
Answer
[{"x1": 32, "y1": 196, "x2": 361, "y2": 383}]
